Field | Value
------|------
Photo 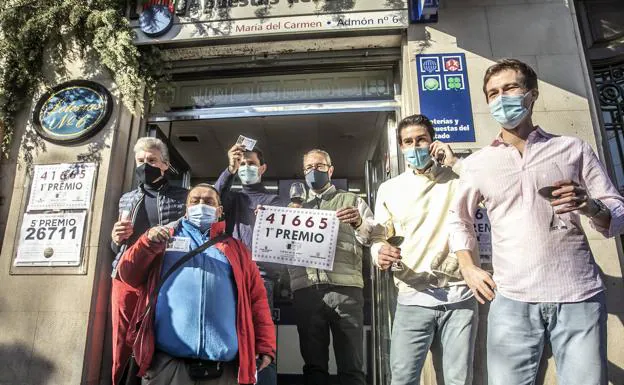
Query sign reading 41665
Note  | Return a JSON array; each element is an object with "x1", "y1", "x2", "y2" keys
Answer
[
  {"x1": 27, "y1": 163, "x2": 96, "y2": 212},
  {"x1": 252, "y1": 206, "x2": 339, "y2": 270}
]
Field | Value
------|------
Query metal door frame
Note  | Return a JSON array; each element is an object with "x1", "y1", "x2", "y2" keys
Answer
[{"x1": 365, "y1": 110, "x2": 400, "y2": 385}]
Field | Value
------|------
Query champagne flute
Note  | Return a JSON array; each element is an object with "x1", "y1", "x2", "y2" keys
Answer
[
  {"x1": 289, "y1": 182, "x2": 307, "y2": 206},
  {"x1": 536, "y1": 163, "x2": 568, "y2": 230}
]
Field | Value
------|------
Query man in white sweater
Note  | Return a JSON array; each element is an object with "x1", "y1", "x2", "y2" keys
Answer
[{"x1": 371, "y1": 114, "x2": 477, "y2": 385}]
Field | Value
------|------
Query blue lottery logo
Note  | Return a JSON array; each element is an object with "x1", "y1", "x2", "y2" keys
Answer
[{"x1": 421, "y1": 58, "x2": 440, "y2": 73}]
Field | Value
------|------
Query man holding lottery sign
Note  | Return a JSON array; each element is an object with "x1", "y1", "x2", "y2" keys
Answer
[{"x1": 288, "y1": 149, "x2": 374, "y2": 385}]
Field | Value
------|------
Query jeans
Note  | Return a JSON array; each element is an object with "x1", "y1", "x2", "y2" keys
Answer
[
  {"x1": 487, "y1": 292, "x2": 607, "y2": 385},
  {"x1": 294, "y1": 285, "x2": 366, "y2": 385},
  {"x1": 258, "y1": 277, "x2": 277, "y2": 385},
  {"x1": 390, "y1": 298, "x2": 478, "y2": 385}
]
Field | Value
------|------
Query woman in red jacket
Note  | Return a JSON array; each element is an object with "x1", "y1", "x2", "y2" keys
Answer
[{"x1": 117, "y1": 184, "x2": 276, "y2": 385}]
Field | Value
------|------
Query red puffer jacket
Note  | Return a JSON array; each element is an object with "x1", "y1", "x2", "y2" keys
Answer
[{"x1": 117, "y1": 221, "x2": 276, "y2": 384}]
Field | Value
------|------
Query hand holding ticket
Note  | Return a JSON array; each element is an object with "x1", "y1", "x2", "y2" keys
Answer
[{"x1": 236, "y1": 135, "x2": 257, "y2": 151}]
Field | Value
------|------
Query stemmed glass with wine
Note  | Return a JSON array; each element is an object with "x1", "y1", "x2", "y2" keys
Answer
[{"x1": 536, "y1": 163, "x2": 568, "y2": 230}]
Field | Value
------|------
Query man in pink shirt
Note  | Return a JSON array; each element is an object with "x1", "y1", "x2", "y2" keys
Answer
[{"x1": 448, "y1": 58, "x2": 624, "y2": 385}]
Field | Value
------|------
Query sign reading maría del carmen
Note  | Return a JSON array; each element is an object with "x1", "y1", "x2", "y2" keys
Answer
[
  {"x1": 32, "y1": 80, "x2": 113, "y2": 144},
  {"x1": 133, "y1": 0, "x2": 408, "y2": 43}
]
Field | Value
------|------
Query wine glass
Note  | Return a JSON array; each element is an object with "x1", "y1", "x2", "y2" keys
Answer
[
  {"x1": 536, "y1": 163, "x2": 568, "y2": 230},
  {"x1": 387, "y1": 235, "x2": 405, "y2": 271},
  {"x1": 289, "y1": 182, "x2": 307, "y2": 206}
]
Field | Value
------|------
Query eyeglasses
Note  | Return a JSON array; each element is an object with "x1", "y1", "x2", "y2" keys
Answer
[{"x1": 303, "y1": 163, "x2": 331, "y2": 173}]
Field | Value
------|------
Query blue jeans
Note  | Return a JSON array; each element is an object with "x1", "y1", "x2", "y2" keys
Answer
[
  {"x1": 257, "y1": 277, "x2": 277, "y2": 385},
  {"x1": 390, "y1": 298, "x2": 478, "y2": 385},
  {"x1": 487, "y1": 292, "x2": 607, "y2": 385}
]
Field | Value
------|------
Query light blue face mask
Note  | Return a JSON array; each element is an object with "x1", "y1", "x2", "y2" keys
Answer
[
  {"x1": 187, "y1": 204, "x2": 218, "y2": 232},
  {"x1": 488, "y1": 92, "x2": 532, "y2": 129},
  {"x1": 238, "y1": 165, "x2": 261, "y2": 185},
  {"x1": 402, "y1": 147, "x2": 432, "y2": 170}
]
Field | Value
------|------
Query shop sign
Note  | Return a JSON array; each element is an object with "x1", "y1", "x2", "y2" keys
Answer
[
  {"x1": 416, "y1": 53, "x2": 476, "y2": 142},
  {"x1": 27, "y1": 163, "x2": 97, "y2": 212},
  {"x1": 32, "y1": 80, "x2": 113, "y2": 144},
  {"x1": 14, "y1": 212, "x2": 86, "y2": 267},
  {"x1": 153, "y1": 70, "x2": 393, "y2": 111},
  {"x1": 133, "y1": 0, "x2": 408, "y2": 43},
  {"x1": 474, "y1": 207, "x2": 492, "y2": 264},
  {"x1": 252, "y1": 206, "x2": 339, "y2": 270}
]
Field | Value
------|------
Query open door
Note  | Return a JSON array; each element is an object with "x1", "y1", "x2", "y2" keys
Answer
[
  {"x1": 147, "y1": 124, "x2": 191, "y2": 188},
  {"x1": 366, "y1": 113, "x2": 400, "y2": 385}
]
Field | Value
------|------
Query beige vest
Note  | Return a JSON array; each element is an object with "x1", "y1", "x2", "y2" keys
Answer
[{"x1": 289, "y1": 187, "x2": 364, "y2": 291}]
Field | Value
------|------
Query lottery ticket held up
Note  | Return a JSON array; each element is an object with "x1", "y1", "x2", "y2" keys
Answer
[{"x1": 236, "y1": 135, "x2": 257, "y2": 151}]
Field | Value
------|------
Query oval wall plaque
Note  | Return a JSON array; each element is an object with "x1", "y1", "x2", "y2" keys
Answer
[
  {"x1": 32, "y1": 80, "x2": 113, "y2": 144},
  {"x1": 139, "y1": 4, "x2": 174, "y2": 38}
]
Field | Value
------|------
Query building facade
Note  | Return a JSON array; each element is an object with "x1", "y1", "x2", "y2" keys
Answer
[{"x1": 0, "y1": 0, "x2": 623, "y2": 384}]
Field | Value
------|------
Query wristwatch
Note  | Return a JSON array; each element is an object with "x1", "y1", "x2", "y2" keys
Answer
[{"x1": 586, "y1": 199, "x2": 609, "y2": 219}]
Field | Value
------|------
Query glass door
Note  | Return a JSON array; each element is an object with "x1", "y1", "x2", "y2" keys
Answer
[{"x1": 366, "y1": 112, "x2": 400, "y2": 385}]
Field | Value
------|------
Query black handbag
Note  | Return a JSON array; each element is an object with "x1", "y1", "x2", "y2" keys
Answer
[{"x1": 117, "y1": 233, "x2": 229, "y2": 385}]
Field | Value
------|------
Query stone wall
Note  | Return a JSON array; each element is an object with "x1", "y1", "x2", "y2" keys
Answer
[{"x1": 0, "y1": 59, "x2": 140, "y2": 385}]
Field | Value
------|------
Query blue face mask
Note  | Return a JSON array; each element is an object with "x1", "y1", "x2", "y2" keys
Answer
[
  {"x1": 187, "y1": 204, "x2": 218, "y2": 232},
  {"x1": 238, "y1": 165, "x2": 261, "y2": 185},
  {"x1": 305, "y1": 170, "x2": 330, "y2": 191},
  {"x1": 403, "y1": 147, "x2": 432, "y2": 170},
  {"x1": 489, "y1": 92, "x2": 532, "y2": 129}
]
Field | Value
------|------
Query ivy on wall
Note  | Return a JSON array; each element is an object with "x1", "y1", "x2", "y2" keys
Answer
[{"x1": 0, "y1": 0, "x2": 166, "y2": 158}]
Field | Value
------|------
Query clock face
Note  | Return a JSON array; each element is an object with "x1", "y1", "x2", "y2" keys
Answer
[{"x1": 139, "y1": 4, "x2": 174, "y2": 38}]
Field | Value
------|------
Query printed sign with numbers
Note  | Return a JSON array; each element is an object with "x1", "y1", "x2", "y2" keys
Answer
[
  {"x1": 15, "y1": 212, "x2": 87, "y2": 266},
  {"x1": 474, "y1": 207, "x2": 492, "y2": 264},
  {"x1": 27, "y1": 163, "x2": 96, "y2": 211},
  {"x1": 252, "y1": 206, "x2": 339, "y2": 270}
]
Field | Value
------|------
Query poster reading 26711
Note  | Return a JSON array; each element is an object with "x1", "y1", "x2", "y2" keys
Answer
[{"x1": 416, "y1": 53, "x2": 476, "y2": 142}]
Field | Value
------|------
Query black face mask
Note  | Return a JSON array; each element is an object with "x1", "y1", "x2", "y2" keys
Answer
[
  {"x1": 136, "y1": 163, "x2": 163, "y2": 186},
  {"x1": 305, "y1": 170, "x2": 330, "y2": 191}
]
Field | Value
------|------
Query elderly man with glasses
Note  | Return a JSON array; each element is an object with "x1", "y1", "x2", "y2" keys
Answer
[{"x1": 288, "y1": 149, "x2": 374, "y2": 385}]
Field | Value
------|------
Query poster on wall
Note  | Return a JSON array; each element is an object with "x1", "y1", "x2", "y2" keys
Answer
[
  {"x1": 27, "y1": 163, "x2": 96, "y2": 211},
  {"x1": 14, "y1": 212, "x2": 87, "y2": 267},
  {"x1": 474, "y1": 207, "x2": 492, "y2": 264},
  {"x1": 252, "y1": 206, "x2": 339, "y2": 270},
  {"x1": 416, "y1": 53, "x2": 476, "y2": 142}
]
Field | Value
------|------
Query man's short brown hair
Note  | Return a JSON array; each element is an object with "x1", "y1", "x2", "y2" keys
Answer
[
  {"x1": 483, "y1": 58, "x2": 538, "y2": 95},
  {"x1": 397, "y1": 114, "x2": 436, "y2": 144}
]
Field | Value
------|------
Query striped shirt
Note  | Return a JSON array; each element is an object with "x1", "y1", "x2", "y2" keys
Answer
[{"x1": 448, "y1": 127, "x2": 624, "y2": 302}]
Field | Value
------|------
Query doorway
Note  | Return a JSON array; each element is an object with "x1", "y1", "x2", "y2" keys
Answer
[{"x1": 146, "y1": 110, "x2": 399, "y2": 384}]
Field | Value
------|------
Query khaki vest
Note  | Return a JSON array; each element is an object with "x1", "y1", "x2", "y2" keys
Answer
[{"x1": 289, "y1": 188, "x2": 364, "y2": 291}]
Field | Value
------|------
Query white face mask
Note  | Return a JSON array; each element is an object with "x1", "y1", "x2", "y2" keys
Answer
[
  {"x1": 187, "y1": 204, "x2": 218, "y2": 232},
  {"x1": 238, "y1": 165, "x2": 261, "y2": 185}
]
